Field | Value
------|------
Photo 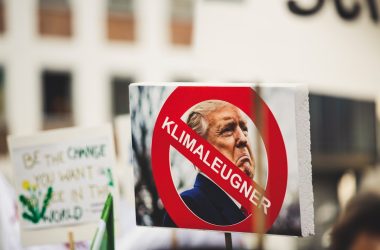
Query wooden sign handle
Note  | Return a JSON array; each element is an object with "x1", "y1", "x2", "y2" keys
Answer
[
  {"x1": 224, "y1": 233, "x2": 232, "y2": 250},
  {"x1": 68, "y1": 231, "x2": 75, "y2": 250},
  {"x1": 170, "y1": 229, "x2": 178, "y2": 250}
]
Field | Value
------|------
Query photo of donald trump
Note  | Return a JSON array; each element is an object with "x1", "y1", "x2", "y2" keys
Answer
[{"x1": 163, "y1": 100, "x2": 256, "y2": 226}]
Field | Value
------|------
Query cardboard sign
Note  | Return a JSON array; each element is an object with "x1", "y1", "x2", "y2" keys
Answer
[
  {"x1": 7, "y1": 125, "x2": 119, "y2": 246},
  {"x1": 130, "y1": 83, "x2": 314, "y2": 236}
]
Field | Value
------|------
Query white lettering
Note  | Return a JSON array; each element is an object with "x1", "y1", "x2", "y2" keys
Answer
[
  {"x1": 178, "y1": 131, "x2": 186, "y2": 143},
  {"x1": 171, "y1": 124, "x2": 179, "y2": 140},
  {"x1": 203, "y1": 150, "x2": 211, "y2": 166},
  {"x1": 259, "y1": 197, "x2": 271, "y2": 215},
  {"x1": 249, "y1": 188, "x2": 261, "y2": 206},
  {"x1": 220, "y1": 164, "x2": 232, "y2": 180},
  {"x1": 230, "y1": 173, "x2": 242, "y2": 189},
  {"x1": 182, "y1": 134, "x2": 196, "y2": 151},
  {"x1": 162, "y1": 116, "x2": 175, "y2": 134},
  {"x1": 159, "y1": 116, "x2": 271, "y2": 215},
  {"x1": 193, "y1": 144, "x2": 204, "y2": 160},
  {"x1": 211, "y1": 157, "x2": 223, "y2": 174},
  {"x1": 239, "y1": 181, "x2": 253, "y2": 199}
]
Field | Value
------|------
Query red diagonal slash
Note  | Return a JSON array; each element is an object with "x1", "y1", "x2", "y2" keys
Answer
[{"x1": 161, "y1": 115, "x2": 269, "y2": 216}]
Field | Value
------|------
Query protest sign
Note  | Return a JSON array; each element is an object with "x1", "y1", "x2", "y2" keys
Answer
[
  {"x1": 130, "y1": 83, "x2": 314, "y2": 236},
  {"x1": 7, "y1": 125, "x2": 119, "y2": 246}
]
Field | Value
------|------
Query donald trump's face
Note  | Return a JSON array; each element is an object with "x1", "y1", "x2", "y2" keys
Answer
[{"x1": 205, "y1": 103, "x2": 255, "y2": 179}]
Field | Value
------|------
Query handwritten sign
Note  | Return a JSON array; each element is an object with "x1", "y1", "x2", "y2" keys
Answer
[{"x1": 7, "y1": 125, "x2": 119, "y2": 246}]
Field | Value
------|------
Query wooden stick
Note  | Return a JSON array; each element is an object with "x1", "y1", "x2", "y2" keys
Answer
[
  {"x1": 68, "y1": 231, "x2": 75, "y2": 250},
  {"x1": 170, "y1": 229, "x2": 178, "y2": 250},
  {"x1": 257, "y1": 234, "x2": 264, "y2": 250},
  {"x1": 254, "y1": 85, "x2": 265, "y2": 250},
  {"x1": 224, "y1": 232, "x2": 232, "y2": 250}
]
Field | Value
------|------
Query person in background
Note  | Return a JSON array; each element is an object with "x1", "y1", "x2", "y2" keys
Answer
[{"x1": 330, "y1": 191, "x2": 380, "y2": 250}]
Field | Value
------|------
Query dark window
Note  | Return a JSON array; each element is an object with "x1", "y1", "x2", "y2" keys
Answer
[
  {"x1": 42, "y1": 70, "x2": 73, "y2": 129},
  {"x1": 107, "y1": 0, "x2": 135, "y2": 41},
  {"x1": 0, "y1": 66, "x2": 7, "y2": 154},
  {"x1": 0, "y1": 0, "x2": 5, "y2": 33},
  {"x1": 310, "y1": 94, "x2": 377, "y2": 170},
  {"x1": 38, "y1": 0, "x2": 72, "y2": 37},
  {"x1": 170, "y1": 0, "x2": 194, "y2": 46},
  {"x1": 112, "y1": 77, "x2": 133, "y2": 116}
]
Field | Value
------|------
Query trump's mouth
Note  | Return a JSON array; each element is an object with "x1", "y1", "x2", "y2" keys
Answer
[
  {"x1": 236, "y1": 154, "x2": 251, "y2": 165},
  {"x1": 236, "y1": 155, "x2": 254, "y2": 178}
]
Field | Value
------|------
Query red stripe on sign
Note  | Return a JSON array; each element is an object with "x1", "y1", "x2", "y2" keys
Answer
[{"x1": 160, "y1": 115, "x2": 270, "y2": 217}]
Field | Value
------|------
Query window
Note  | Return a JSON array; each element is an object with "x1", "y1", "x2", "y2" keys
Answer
[
  {"x1": 107, "y1": 0, "x2": 135, "y2": 41},
  {"x1": 42, "y1": 70, "x2": 73, "y2": 129},
  {"x1": 0, "y1": 0, "x2": 5, "y2": 34},
  {"x1": 112, "y1": 77, "x2": 133, "y2": 116},
  {"x1": 170, "y1": 0, "x2": 194, "y2": 46},
  {"x1": 0, "y1": 66, "x2": 6, "y2": 154},
  {"x1": 38, "y1": 0, "x2": 72, "y2": 37},
  {"x1": 310, "y1": 94, "x2": 377, "y2": 169}
]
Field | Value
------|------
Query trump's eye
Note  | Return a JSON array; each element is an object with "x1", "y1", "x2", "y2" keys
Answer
[
  {"x1": 220, "y1": 123, "x2": 235, "y2": 136},
  {"x1": 240, "y1": 122, "x2": 248, "y2": 136}
]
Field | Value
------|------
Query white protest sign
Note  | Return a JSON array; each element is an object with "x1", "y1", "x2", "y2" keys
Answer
[
  {"x1": 7, "y1": 125, "x2": 119, "y2": 246},
  {"x1": 130, "y1": 83, "x2": 314, "y2": 236}
]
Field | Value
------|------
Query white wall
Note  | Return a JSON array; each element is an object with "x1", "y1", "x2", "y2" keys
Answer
[
  {"x1": 193, "y1": 3, "x2": 380, "y2": 248},
  {"x1": 1, "y1": 0, "x2": 196, "y2": 135},
  {"x1": 194, "y1": 0, "x2": 380, "y2": 100},
  {"x1": 2, "y1": 0, "x2": 379, "y2": 134}
]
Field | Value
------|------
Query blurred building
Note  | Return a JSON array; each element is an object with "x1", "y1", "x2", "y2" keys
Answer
[
  {"x1": 0, "y1": 0, "x2": 195, "y2": 138},
  {"x1": 195, "y1": 1, "x2": 380, "y2": 250},
  {"x1": 0, "y1": 0, "x2": 379, "y2": 250}
]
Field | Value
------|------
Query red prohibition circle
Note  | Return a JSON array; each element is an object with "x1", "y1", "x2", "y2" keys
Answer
[{"x1": 152, "y1": 86, "x2": 288, "y2": 232}]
